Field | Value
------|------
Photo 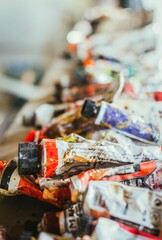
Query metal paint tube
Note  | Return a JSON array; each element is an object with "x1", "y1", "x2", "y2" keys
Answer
[
  {"x1": 38, "y1": 159, "x2": 162, "y2": 206},
  {"x1": 24, "y1": 96, "x2": 104, "y2": 141},
  {"x1": 42, "y1": 108, "x2": 99, "y2": 139},
  {"x1": 113, "y1": 99, "x2": 162, "y2": 144},
  {"x1": 18, "y1": 139, "x2": 162, "y2": 178},
  {"x1": 0, "y1": 160, "x2": 43, "y2": 198},
  {"x1": 23, "y1": 99, "x2": 86, "y2": 128},
  {"x1": 92, "y1": 218, "x2": 161, "y2": 240},
  {"x1": 81, "y1": 99, "x2": 160, "y2": 143},
  {"x1": 71, "y1": 160, "x2": 162, "y2": 192},
  {"x1": 38, "y1": 203, "x2": 90, "y2": 237},
  {"x1": 83, "y1": 181, "x2": 162, "y2": 237},
  {"x1": 0, "y1": 160, "x2": 70, "y2": 207}
]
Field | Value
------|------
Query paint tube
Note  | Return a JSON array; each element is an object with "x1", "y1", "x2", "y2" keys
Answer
[
  {"x1": 18, "y1": 140, "x2": 162, "y2": 178},
  {"x1": 23, "y1": 99, "x2": 86, "y2": 128},
  {"x1": 38, "y1": 159, "x2": 162, "y2": 206},
  {"x1": 83, "y1": 181, "x2": 162, "y2": 237},
  {"x1": 0, "y1": 160, "x2": 70, "y2": 208},
  {"x1": 71, "y1": 160, "x2": 162, "y2": 192},
  {"x1": 81, "y1": 99, "x2": 160, "y2": 143},
  {"x1": 0, "y1": 159, "x2": 43, "y2": 198},
  {"x1": 91, "y1": 218, "x2": 161, "y2": 240},
  {"x1": 38, "y1": 202, "x2": 93, "y2": 237},
  {"x1": 42, "y1": 108, "x2": 99, "y2": 139},
  {"x1": 113, "y1": 99, "x2": 162, "y2": 144}
]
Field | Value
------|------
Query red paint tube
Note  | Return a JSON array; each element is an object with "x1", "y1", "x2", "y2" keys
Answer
[
  {"x1": 0, "y1": 160, "x2": 71, "y2": 208},
  {"x1": 71, "y1": 160, "x2": 162, "y2": 192},
  {"x1": 18, "y1": 139, "x2": 162, "y2": 178}
]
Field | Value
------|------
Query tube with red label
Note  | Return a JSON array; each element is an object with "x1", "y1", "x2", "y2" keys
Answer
[
  {"x1": 71, "y1": 160, "x2": 162, "y2": 192},
  {"x1": 18, "y1": 139, "x2": 162, "y2": 178},
  {"x1": 0, "y1": 159, "x2": 71, "y2": 208}
]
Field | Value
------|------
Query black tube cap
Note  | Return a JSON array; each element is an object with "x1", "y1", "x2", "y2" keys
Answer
[
  {"x1": 81, "y1": 99, "x2": 99, "y2": 118},
  {"x1": 18, "y1": 142, "x2": 39, "y2": 175}
]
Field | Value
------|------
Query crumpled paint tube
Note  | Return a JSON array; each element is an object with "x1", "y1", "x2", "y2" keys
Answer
[
  {"x1": 71, "y1": 160, "x2": 162, "y2": 192},
  {"x1": 24, "y1": 97, "x2": 105, "y2": 142},
  {"x1": 113, "y1": 99, "x2": 162, "y2": 144},
  {"x1": 91, "y1": 218, "x2": 161, "y2": 240},
  {"x1": 81, "y1": 99, "x2": 160, "y2": 143},
  {"x1": 39, "y1": 203, "x2": 82, "y2": 236},
  {"x1": 24, "y1": 111, "x2": 97, "y2": 142},
  {"x1": 42, "y1": 108, "x2": 101, "y2": 140},
  {"x1": 0, "y1": 160, "x2": 71, "y2": 208},
  {"x1": 0, "y1": 160, "x2": 42, "y2": 197},
  {"x1": 22, "y1": 98, "x2": 91, "y2": 128},
  {"x1": 37, "y1": 159, "x2": 162, "y2": 207},
  {"x1": 37, "y1": 175, "x2": 162, "y2": 238},
  {"x1": 18, "y1": 139, "x2": 162, "y2": 178},
  {"x1": 83, "y1": 181, "x2": 162, "y2": 237}
]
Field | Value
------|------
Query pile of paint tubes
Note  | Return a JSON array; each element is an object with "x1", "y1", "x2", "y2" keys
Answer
[{"x1": 1, "y1": 4, "x2": 162, "y2": 240}]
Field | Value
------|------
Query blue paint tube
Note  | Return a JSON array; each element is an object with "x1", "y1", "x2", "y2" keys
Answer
[{"x1": 81, "y1": 99, "x2": 160, "y2": 143}]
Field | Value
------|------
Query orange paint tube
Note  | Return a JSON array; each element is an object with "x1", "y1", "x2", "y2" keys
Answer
[
  {"x1": 71, "y1": 160, "x2": 162, "y2": 192},
  {"x1": 0, "y1": 160, "x2": 71, "y2": 208}
]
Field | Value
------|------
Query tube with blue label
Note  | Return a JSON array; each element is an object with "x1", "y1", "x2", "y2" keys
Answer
[{"x1": 81, "y1": 99, "x2": 160, "y2": 143}]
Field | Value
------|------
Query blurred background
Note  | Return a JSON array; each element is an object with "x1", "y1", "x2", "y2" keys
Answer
[
  {"x1": 0, "y1": 0, "x2": 92, "y2": 139},
  {"x1": 1, "y1": 1, "x2": 162, "y2": 238},
  {"x1": 0, "y1": 0, "x2": 161, "y2": 141}
]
